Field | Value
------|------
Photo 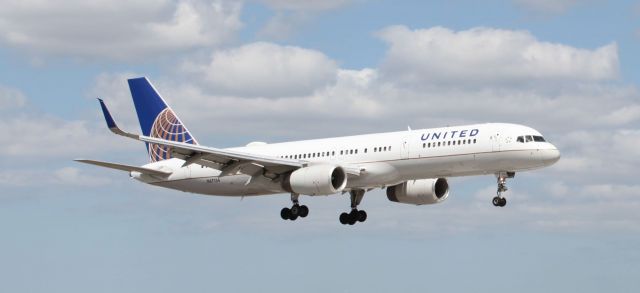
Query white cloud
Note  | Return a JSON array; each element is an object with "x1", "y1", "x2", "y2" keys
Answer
[
  {"x1": 0, "y1": 167, "x2": 112, "y2": 187},
  {"x1": 0, "y1": 115, "x2": 138, "y2": 159},
  {"x1": 255, "y1": 0, "x2": 356, "y2": 39},
  {"x1": 0, "y1": 84, "x2": 26, "y2": 110},
  {"x1": 1, "y1": 86, "x2": 138, "y2": 160},
  {"x1": 601, "y1": 105, "x2": 640, "y2": 125},
  {"x1": 182, "y1": 42, "x2": 338, "y2": 97},
  {"x1": 53, "y1": 167, "x2": 113, "y2": 187},
  {"x1": 377, "y1": 26, "x2": 618, "y2": 87},
  {"x1": 258, "y1": 11, "x2": 309, "y2": 40},
  {"x1": 0, "y1": 0, "x2": 242, "y2": 60}
]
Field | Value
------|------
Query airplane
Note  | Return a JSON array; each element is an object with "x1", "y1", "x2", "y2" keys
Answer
[{"x1": 76, "y1": 77, "x2": 561, "y2": 225}]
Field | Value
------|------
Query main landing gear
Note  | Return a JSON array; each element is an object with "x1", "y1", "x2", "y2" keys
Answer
[
  {"x1": 339, "y1": 189, "x2": 367, "y2": 225},
  {"x1": 281, "y1": 193, "x2": 309, "y2": 221},
  {"x1": 492, "y1": 172, "x2": 514, "y2": 207}
]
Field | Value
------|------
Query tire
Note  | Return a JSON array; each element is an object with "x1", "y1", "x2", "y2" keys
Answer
[
  {"x1": 339, "y1": 213, "x2": 349, "y2": 225},
  {"x1": 492, "y1": 197, "x2": 501, "y2": 206},
  {"x1": 290, "y1": 205, "x2": 300, "y2": 216},
  {"x1": 357, "y1": 210, "x2": 367, "y2": 222},
  {"x1": 499, "y1": 197, "x2": 507, "y2": 207},
  {"x1": 348, "y1": 210, "x2": 358, "y2": 225},
  {"x1": 289, "y1": 214, "x2": 298, "y2": 221},
  {"x1": 280, "y1": 207, "x2": 291, "y2": 220},
  {"x1": 299, "y1": 205, "x2": 309, "y2": 218}
]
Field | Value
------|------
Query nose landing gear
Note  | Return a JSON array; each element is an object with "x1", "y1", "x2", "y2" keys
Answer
[
  {"x1": 492, "y1": 172, "x2": 514, "y2": 207},
  {"x1": 280, "y1": 193, "x2": 309, "y2": 221}
]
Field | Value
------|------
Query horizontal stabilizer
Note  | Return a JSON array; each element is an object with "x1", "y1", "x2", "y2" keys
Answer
[{"x1": 74, "y1": 159, "x2": 172, "y2": 177}]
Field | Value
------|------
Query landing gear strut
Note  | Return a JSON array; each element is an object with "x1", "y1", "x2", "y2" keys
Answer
[
  {"x1": 492, "y1": 172, "x2": 514, "y2": 207},
  {"x1": 339, "y1": 189, "x2": 367, "y2": 225},
  {"x1": 280, "y1": 193, "x2": 309, "y2": 221}
]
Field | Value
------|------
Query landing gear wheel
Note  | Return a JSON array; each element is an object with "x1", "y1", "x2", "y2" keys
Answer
[
  {"x1": 339, "y1": 189, "x2": 367, "y2": 225},
  {"x1": 280, "y1": 207, "x2": 291, "y2": 220},
  {"x1": 357, "y1": 210, "x2": 367, "y2": 222},
  {"x1": 280, "y1": 193, "x2": 308, "y2": 221},
  {"x1": 492, "y1": 172, "x2": 513, "y2": 208},
  {"x1": 348, "y1": 210, "x2": 358, "y2": 225},
  {"x1": 299, "y1": 205, "x2": 309, "y2": 218},
  {"x1": 339, "y1": 213, "x2": 349, "y2": 225},
  {"x1": 290, "y1": 204, "x2": 300, "y2": 217},
  {"x1": 492, "y1": 197, "x2": 501, "y2": 207}
]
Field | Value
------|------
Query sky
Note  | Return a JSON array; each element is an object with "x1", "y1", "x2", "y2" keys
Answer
[{"x1": 1, "y1": 0, "x2": 639, "y2": 292}]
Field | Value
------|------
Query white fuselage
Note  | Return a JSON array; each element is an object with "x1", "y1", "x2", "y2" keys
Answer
[{"x1": 134, "y1": 123, "x2": 560, "y2": 196}]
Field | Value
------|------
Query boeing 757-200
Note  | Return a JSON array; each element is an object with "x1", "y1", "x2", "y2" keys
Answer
[{"x1": 76, "y1": 77, "x2": 560, "y2": 225}]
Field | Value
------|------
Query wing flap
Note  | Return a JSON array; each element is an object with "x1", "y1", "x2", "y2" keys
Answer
[{"x1": 75, "y1": 159, "x2": 172, "y2": 177}]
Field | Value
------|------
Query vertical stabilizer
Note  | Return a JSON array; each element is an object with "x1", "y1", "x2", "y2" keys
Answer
[{"x1": 128, "y1": 77, "x2": 198, "y2": 162}]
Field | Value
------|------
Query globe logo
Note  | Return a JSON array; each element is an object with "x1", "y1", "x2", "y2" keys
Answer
[{"x1": 148, "y1": 108, "x2": 195, "y2": 162}]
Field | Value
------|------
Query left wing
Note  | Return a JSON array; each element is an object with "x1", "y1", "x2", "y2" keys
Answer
[
  {"x1": 141, "y1": 135, "x2": 304, "y2": 176},
  {"x1": 97, "y1": 99, "x2": 362, "y2": 176}
]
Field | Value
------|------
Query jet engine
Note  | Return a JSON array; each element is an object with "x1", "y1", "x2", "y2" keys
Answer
[
  {"x1": 386, "y1": 178, "x2": 449, "y2": 205},
  {"x1": 282, "y1": 165, "x2": 347, "y2": 196}
]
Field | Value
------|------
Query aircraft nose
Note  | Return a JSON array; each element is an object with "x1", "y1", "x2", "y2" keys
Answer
[{"x1": 540, "y1": 147, "x2": 560, "y2": 165}]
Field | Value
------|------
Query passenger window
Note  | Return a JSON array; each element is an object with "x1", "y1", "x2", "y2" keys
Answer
[
  {"x1": 364, "y1": 148, "x2": 367, "y2": 153},
  {"x1": 355, "y1": 149, "x2": 358, "y2": 154},
  {"x1": 437, "y1": 142, "x2": 441, "y2": 147},
  {"x1": 389, "y1": 146, "x2": 392, "y2": 151},
  {"x1": 383, "y1": 146, "x2": 387, "y2": 151},
  {"x1": 340, "y1": 150, "x2": 343, "y2": 155},
  {"x1": 473, "y1": 139, "x2": 477, "y2": 143}
]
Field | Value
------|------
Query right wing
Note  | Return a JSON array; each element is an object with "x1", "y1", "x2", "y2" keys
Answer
[{"x1": 74, "y1": 159, "x2": 172, "y2": 177}]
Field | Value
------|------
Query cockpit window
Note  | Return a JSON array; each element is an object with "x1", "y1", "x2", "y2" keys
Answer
[{"x1": 517, "y1": 135, "x2": 546, "y2": 143}]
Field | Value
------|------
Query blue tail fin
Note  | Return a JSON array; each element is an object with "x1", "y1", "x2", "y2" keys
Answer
[{"x1": 128, "y1": 77, "x2": 198, "y2": 162}]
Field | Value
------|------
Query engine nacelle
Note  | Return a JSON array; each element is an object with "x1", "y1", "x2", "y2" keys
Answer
[
  {"x1": 386, "y1": 178, "x2": 449, "y2": 205},
  {"x1": 282, "y1": 165, "x2": 347, "y2": 196}
]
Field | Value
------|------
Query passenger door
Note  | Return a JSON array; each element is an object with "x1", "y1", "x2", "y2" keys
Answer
[
  {"x1": 491, "y1": 132, "x2": 502, "y2": 152},
  {"x1": 401, "y1": 138, "x2": 409, "y2": 159}
]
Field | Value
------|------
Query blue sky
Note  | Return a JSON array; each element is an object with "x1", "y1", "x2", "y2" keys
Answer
[{"x1": 1, "y1": 0, "x2": 639, "y2": 292}]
